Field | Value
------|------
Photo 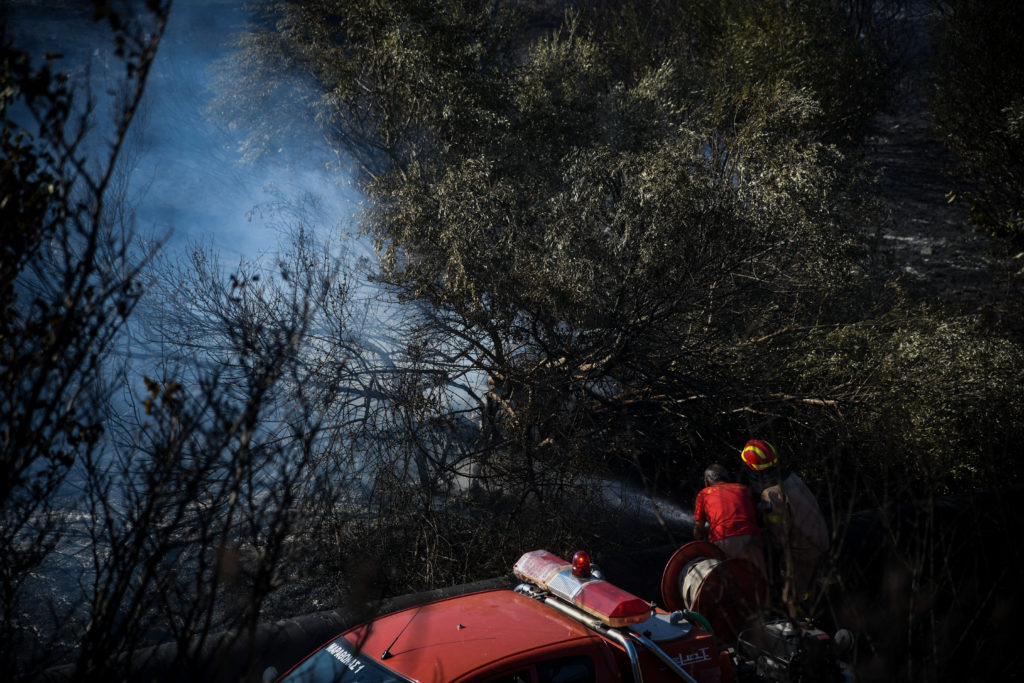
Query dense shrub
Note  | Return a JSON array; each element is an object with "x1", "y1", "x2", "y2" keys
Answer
[{"x1": 783, "y1": 306, "x2": 1024, "y2": 503}]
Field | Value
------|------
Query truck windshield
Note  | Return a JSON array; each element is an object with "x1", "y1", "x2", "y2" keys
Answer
[{"x1": 282, "y1": 636, "x2": 411, "y2": 683}]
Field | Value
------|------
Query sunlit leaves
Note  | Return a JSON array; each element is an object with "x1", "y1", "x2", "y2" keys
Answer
[{"x1": 786, "y1": 309, "x2": 1024, "y2": 495}]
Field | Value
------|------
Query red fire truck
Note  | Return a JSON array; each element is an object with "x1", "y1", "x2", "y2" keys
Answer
[{"x1": 273, "y1": 543, "x2": 853, "y2": 683}]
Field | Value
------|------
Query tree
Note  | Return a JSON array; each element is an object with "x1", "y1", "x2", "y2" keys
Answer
[
  {"x1": 222, "y1": 0, "x2": 884, "y2": 505},
  {"x1": 2, "y1": 4, "x2": 168, "y2": 674},
  {"x1": 74, "y1": 235, "x2": 356, "y2": 682},
  {"x1": 2, "y1": 4, "x2": 367, "y2": 680},
  {"x1": 212, "y1": 2, "x2": 1024, "y2": 679}
]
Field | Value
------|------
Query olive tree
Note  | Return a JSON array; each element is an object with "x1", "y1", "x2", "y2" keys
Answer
[
  {"x1": 217, "y1": 0, "x2": 886, "y2": 516},
  {"x1": 206, "y1": 4, "x2": 1024, "y2": 680}
]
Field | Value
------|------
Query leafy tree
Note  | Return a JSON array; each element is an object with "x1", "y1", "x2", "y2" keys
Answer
[
  {"x1": 221, "y1": 0, "x2": 884, "y2": 507},
  {"x1": 207, "y1": 2, "x2": 1024, "y2": 680},
  {"x1": 771, "y1": 303, "x2": 1024, "y2": 498}
]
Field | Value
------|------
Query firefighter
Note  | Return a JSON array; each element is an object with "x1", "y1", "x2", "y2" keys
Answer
[
  {"x1": 693, "y1": 464, "x2": 766, "y2": 576},
  {"x1": 741, "y1": 439, "x2": 828, "y2": 608}
]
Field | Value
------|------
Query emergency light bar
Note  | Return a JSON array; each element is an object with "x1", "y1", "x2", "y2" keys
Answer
[{"x1": 513, "y1": 550, "x2": 651, "y2": 627}]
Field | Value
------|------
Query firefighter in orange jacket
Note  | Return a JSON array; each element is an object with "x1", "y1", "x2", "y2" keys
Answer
[
  {"x1": 693, "y1": 464, "x2": 766, "y2": 576},
  {"x1": 741, "y1": 439, "x2": 829, "y2": 607}
]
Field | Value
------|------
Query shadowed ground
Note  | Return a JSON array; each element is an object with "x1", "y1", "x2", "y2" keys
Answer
[{"x1": 864, "y1": 3, "x2": 1024, "y2": 324}]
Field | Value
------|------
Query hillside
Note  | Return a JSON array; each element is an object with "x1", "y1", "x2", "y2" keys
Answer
[{"x1": 865, "y1": 3, "x2": 1023, "y2": 325}]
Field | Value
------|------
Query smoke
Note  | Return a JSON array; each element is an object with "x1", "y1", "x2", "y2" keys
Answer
[
  {"x1": 140, "y1": 1, "x2": 363, "y2": 261},
  {"x1": 8, "y1": 0, "x2": 364, "y2": 262},
  {"x1": 5, "y1": 0, "x2": 404, "y2": 476}
]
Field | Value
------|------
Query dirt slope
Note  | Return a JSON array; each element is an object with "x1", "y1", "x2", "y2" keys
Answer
[{"x1": 865, "y1": 3, "x2": 1024, "y2": 331}]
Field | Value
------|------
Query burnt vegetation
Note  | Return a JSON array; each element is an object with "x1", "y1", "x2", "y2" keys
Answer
[{"x1": 3, "y1": 0, "x2": 1024, "y2": 681}]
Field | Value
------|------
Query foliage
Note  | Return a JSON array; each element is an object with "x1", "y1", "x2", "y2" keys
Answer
[
  {"x1": 708, "y1": 0, "x2": 885, "y2": 147},
  {"x1": 779, "y1": 305, "x2": 1024, "y2": 504},
  {"x1": 205, "y1": 5, "x2": 1024, "y2": 683},
  {"x1": 931, "y1": 0, "x2": 1024, "y2": 242},
  {"x1": 223, "y1": 1, "x2": 888, "y2": 511},
  {"x1": 4, "y1": 0, "x2": 1016, "y2": 679}
]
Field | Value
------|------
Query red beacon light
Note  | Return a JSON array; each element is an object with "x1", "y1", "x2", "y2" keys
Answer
[
  {"x1": 513, "y1": 550, "x2": 651, "y2": 628},
  {"x1": 571, "y1": 550, "x2": 592, "y2": 577}
]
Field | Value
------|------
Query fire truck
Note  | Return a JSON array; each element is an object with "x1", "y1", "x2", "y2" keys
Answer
[{"x1": 273, "y1": 543, "x2": 854, "y2": 683}]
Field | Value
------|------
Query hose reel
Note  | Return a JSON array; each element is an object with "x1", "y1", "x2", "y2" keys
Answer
[{"x1": 660, "y1": 541, "x2": 769, "y2": 643}]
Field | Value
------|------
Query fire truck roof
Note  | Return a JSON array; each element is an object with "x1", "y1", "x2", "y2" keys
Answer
[{"x1": 338, "y1": 588, "x2": 605, "y2": 682}]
